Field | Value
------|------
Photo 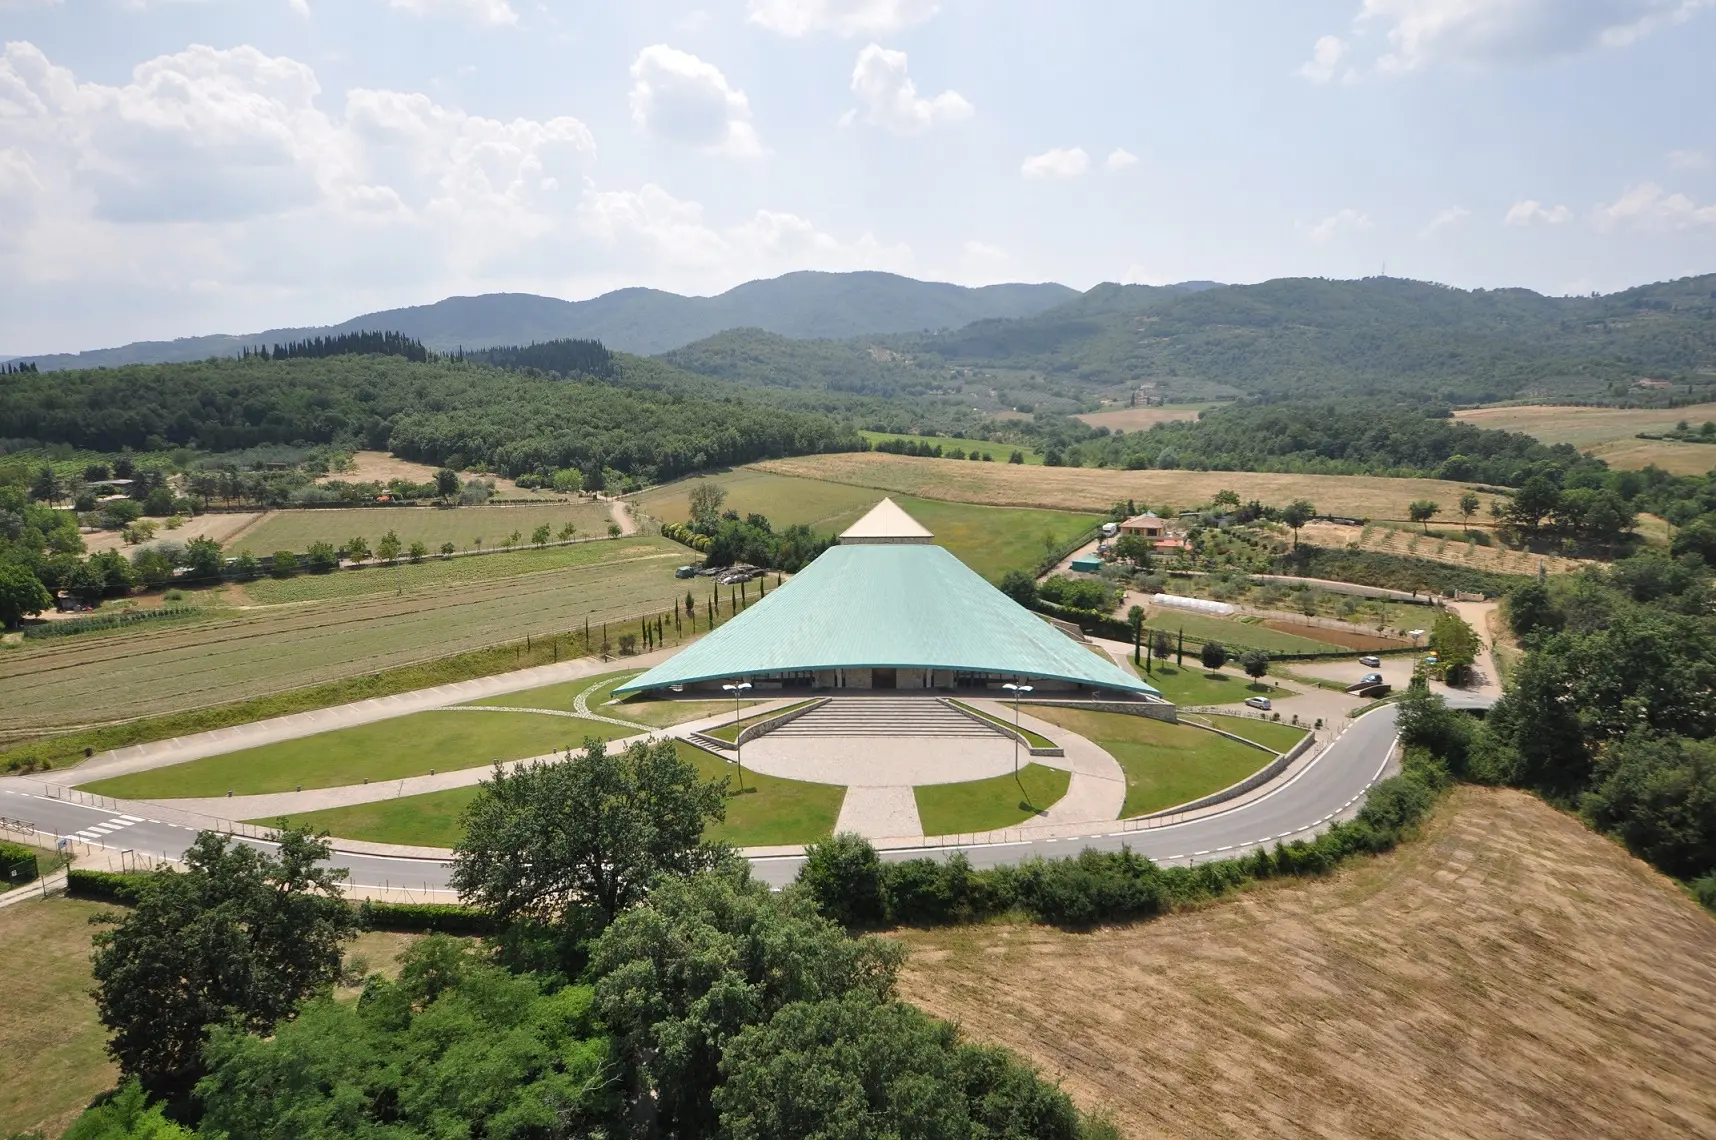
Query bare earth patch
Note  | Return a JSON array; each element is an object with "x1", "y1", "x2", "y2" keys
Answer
[
  {"x1": 1295, "y1": 520, "x2": 1597, "y2": 576},
  {"x1": 895, "y1": 787, "x2": 1716, "y2": 1140},
  {"x1": 754, "y1": 453, "x2": 1493, "y2": 523},
  {"x1": 79, "y1": 510, "x2": 265, "y2": 554},
  {"x1": 1073, "y1": 407, "x2": 1206, "y2": 431},
  {"x1": 319, "y1": 450, "x2": 560, "y2": 498}
]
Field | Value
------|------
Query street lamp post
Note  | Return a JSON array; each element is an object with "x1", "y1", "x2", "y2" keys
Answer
[
  {"x1": 1001, "y1": 681, "x2": 1033, "y2": 780},
  {"x1": 722, "y1": 681, "x2": 753, "y2": 791}
]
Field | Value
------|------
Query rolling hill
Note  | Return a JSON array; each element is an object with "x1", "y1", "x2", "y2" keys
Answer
[{"x1": 14, "y1": 272, "x2": 1078, "y2": 371}]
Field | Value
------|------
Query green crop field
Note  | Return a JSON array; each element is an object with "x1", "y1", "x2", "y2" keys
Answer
[
  {"x1": 1141, "y1": 609, "x2": 1335, "y2": 655},
  {"x1": 632, "y1": 469, "x2": 1100, "y2": 580},
  {"x1": 0, "y1": 539, "x2": 689, "y2": 733},
  {"x1": 858, "y1": 430, "x2": 1044, "y2": 464},
  {"x1": 239, "y1": 536, "x2": 652, "y2": 605},
  {"x1": 234, "y1": 501, "x2": 615, "y2": 555},
  {"x1": 84, "y1": 708, "x2": 640, "y2": 798},
  {"x1": 1025, "y1": 707, "x2": 1276, "y2": 817},
  {"x1": 261, "y1": 740, "x2": 844, "y2": 849},
  {"x1": 914, "y1": 764, "x2": 1071, "y2": 836}
]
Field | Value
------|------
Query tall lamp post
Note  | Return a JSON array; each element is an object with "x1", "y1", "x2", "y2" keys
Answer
[
  {"x1": 1001, "y1": 681, "x2": 1033, "y2": 780},
  {"x1": 722, "y1": 681, "x2": 753, "y2": 791}
]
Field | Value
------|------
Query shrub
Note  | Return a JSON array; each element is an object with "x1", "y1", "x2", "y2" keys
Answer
[
  {"x1": 304, "y1": 541, "x2": 339, "y2": 573},
  {"x1": 68, "y1": 868, "x2": 147, "y2": 903},
  {"x1": 882, "y1": 855, "x2": 984, "y2": 926},
  {"x1": 1692, "y1": 874, "x2": 1716, "y2": 913},
  {"x1": 356, "y1": 900, "x2": 501, "y2": 935},
  {"x1": 798, "y1": 833, "x2": 887, "y2": 927},
  {"x1": 270, "y1": 550, "x2": 299, "y2": 578},
  {"x1": 1, "y1": 840, "x2": 39, "y2": 887}
]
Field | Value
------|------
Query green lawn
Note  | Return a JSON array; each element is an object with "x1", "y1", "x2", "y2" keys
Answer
[
  {"x1": 891, "y1": 495, "x2": 1101, "y2": 581},
  {"x1": 948, "y1": 700, "x2": 1057, "y2": 749},
  {"x1": 1120, "y1": 661, "x2": 1269, "y2": 706},
  {"x1": 1196, "y1": 715, "x2": 1310, "y2": 752},
  {"x1": 1024, "y1": 707, "x2": 1275, "y2": 817},
  {"x1": 258, "y1": 740, "x2": 844, "y2": 849},
  {"x1": 1141, "y1": 610, "x2": 1334, "y2": 655},
  {"x1": 464, "y1": 669, "x2": 641, "y2": 711},
  {"x1": 914, "y1": 764, "x2": 1070, "y2": 836},
  {"x1": 858, "y1": 431, "x2": 1044, "y2": 464},
  {"x1": 85, "y1": 709, "x2": 638, "y2": 799}
]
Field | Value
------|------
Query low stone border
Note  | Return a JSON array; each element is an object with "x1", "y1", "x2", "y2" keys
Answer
[
  {"x1": 1132, "y1": 730, "x2": 1318, "y2": 822},
  {"x1": 1018, "y1": 698, "x2": 1178, "y2": 724},
  {"x1": 942, "y1": 699, "x2": 1064, "y2": 757},
  {"x1": 691, "y1": 698, "x2": 831, "y2": 752}
]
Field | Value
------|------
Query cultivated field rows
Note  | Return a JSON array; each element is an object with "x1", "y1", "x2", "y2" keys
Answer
[
  {"x1": 0, "y1": 543, "x2": 688, "y2": 732},
  {"x1": 235, "y1": 500, "x2": 614, "y2": 553}
]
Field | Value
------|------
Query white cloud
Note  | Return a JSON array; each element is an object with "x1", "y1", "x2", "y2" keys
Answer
[
  {"x1": 1420, "y1": 205, "x2": 1470, "y2": 236},
  {"x1": 384, "y1": 0, "x2": 518, "y2": 25},
  {"x1": 963, "y1": 239, "x2": 1005, "y2": 259},
  {"x1": 1105, "y1": 148, "x2": 1138, "y2": 171},
  {"x1": 747, "y1": 0, "x2": 938, "y2": 37},
  {"x1": 1595, "y1": 182, "x2": 1716, "y2": 229},
  {"x1": 1020, "y1": 146, "x2": 1089, "y2": 180},
  {"x1": 1305, "y1": 0, "x2": 1711, "y2": 77},
  {"x1": 1305, "y1": 207, "x2": 1372, "y2": 243},
  {"x1": 1504, "y1": 199, "x2": 1574, "y2": 226},
  {"x1": 628, "y1": 45, "x2": 762, "y2": 156},
  {"x1": 1669, "y1": 148, "x2": 1712, "y2": 170},
  {"x1": 848, "y1": 44, "x2": 971, "y2": 134},
  {"x1": 1297, "y1": 34, "x2": 1348, "y2": 82}
]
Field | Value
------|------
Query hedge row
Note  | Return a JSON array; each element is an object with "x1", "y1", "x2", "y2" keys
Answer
[
  {"x1": 1, "y1": 840, "x2": 39, "y2": 887},
  {"x1": 67, "y1": 868, "x2": 145, "y2": 903},
  {"x1": 660, "y1": 521, "x2": 711, "y2": 552},
  {"x1": 22, "y1": 606, "x2": 204, "y2": 640},
  {"x1": 798, "y1": 747, "x2": 1448, "y2": 930}
]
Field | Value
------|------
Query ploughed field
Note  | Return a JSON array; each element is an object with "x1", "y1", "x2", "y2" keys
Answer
[
  {"x1": 0, "y1": 539, "x2": 687, "y2": 733},
  {"x1": 895, "y1": 786, "x2": 1716, "y2": 1139}
]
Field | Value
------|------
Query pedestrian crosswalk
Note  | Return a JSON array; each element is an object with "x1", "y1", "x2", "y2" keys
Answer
[{"x1": 73, "y1": 815, "x2": 144, "y2": 842}]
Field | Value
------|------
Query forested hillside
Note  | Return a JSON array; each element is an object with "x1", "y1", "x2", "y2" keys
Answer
[{"x1": 0, "y1": 352, "x2": 861, "y2": 484}]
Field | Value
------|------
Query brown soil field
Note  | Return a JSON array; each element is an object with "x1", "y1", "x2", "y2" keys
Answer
[
  {"x1": 1257, "y1": 620, "x2": 1400, "y2": 651},
  {"x1": 755, "y1": 453, "x2": 1496, "y2": 522},
  {"x1": 1295, "y1": 520, "x2": 1598, "y2": 576},
  {"x1": 319, "y1": 450, "x2": 562, "y2": 498},
  {"x1": 1074, "y1": 407, "x2": 1205, "y2": 431},
  {"x1": 79, "y1": 510, "x2": 266, "y2": 555},
  {"x1": 896, "y1": 786, "x2": 1716, "y2": 1140}
]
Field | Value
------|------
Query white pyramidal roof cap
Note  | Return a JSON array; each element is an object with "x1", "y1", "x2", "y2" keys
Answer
[{"x1": 839, "y1": 497, "x2": 934, "y2": 543}]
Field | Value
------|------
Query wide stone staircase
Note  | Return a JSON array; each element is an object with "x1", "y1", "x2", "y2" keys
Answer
[{"x1": 767, "y1": 696, "x2": 1003, "y2": 738}]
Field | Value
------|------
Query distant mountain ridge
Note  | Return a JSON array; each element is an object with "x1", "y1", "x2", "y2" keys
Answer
[{"x1": 13, "y1": 271, "x2": 1081, "y2": 371}]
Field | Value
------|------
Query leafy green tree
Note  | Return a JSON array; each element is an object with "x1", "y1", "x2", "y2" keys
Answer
[
  {"x1": 1458, "y1": 491, "x2": 1481, "y2": 529},
  {"x1": 143, "y1": 486, "x2": 176, "y2": 517},
  {"x1": 1113, "y1": 532, "x2": 1154, "y2": 568},
  {"x1": 29, "y1": 463, "x2": 62, "y2": 504},
  {"x1": 1506, "y1": 579, "x2": 1560, "y2": 640},
  {"x1": 193, "y1": 937, "x2": 618, "y2": 1139},
  {"x1": 1152, "y1": 629, "x2": 1173, "y2": 660},
  {"x1": 715, "y1": 995, "x2": 1083, "y2": 1140},
  {"x1": 1279, "y1": 499, "x2": 1315, "y2": 548},
  {"x1": 507, "y1": 528, "x2": 522, "y2": 547},
  {"x1": 375, "y1": 529, "x2": 402, "y2": 562},
  {"x1": 90, "y1": 829, "x2": 356, "y2": 1099},
  {"x1": 607, "y1": 522, "x2": 622, "y2": 538},
  {"x1": 129, "y1": 547, "x2": 174, "y2": 590},
  {"x1": 552, "y1": 468, "x2": 584, "y2": 493},
  {"x1": 532, "y1": 523, "x2": 551, "y2": 547},
  {"x1": 233, "y1": 551, "x2": 261, "y2": 580},
  {"x1": 269, "y1": 550, "x2": 298, "y2": 578},
  {"x1": 407, "y1": 540, "x2": 428, "y2": 562},
  {"x1": 797, "y1": 832, "x2": 887, "y2": 927},
  {"x1": 590, "y1": 868, "x2": 902, "y2": 1139},
  {"x1": 0, "y1": 563, "x2": 52, "y2": 627},
  {"x1": 1429, "y1": 609, "x2": 1480, "y2": 685},
  {"x1": 1408, "y1": 499, "x2": 1440, "y2": 532},
  {"x1": 1212, "y1": 489, "x2": 1241, "y2": 509},
  {"x1": 1241, "y1": 648, "x2": 1270, "y2": 683},
  {"x1": 433, "y1": 467, "x2": 460, "y2": 499},
  {"x1": 121, "y1": 519, "x2": 156, "y2": 545},
  {"x1": 1199, "y1": 641, "x2": 1227, "y2": 671},
  {"x1": 1009, "y1": 449, "x2": 1025, "y2": 464},
  {"x1": 439, "y1": 540, "x2": 455, "y2": 558},
  {"x1": 344, "y1": 535, "x2": 371, "y2": 562},
  {"x1": 1507, "y1": 476, "x2": 1561, "y2": 536},
  {"x1": 451, "y1": 737, "x2": 727, "y2": 935},
  {"x1": 304, "y1": 541, "x2": 338, "y2": 573},
  {"x1": 559, "y1": 521, "x2": 577, "y2": 541},
  {"x1": 1581, "y1": 733, "x2": 1716, "y2": 880},
  {"x1": 60, "y1": 1079, "x2": 189, "y2": 1139}
]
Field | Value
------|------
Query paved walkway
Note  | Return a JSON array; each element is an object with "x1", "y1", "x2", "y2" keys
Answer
[
  {"x1": 46, "y1": 645, "x2": 687, "y2": 788},
  {"x1": 835, "y1": 786, "x2": 921, "y2": 836}
]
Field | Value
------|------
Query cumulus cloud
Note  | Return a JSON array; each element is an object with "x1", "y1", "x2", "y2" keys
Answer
[
  {"x1": 1504, "y1": 199, "x2": 1574, "y2": 226},
  {"x1": 1669, "y1": 148, "x2": 1711, "y2": 170},
  {"x1": 747, "y1": 0, "x2": 938, "y2": 37},
  {"x1": 847, "y1": 44, "x2": 971, "y2": 134},
  {"x1": 1419, "y1": 205, "x2": 1469, "y2": 236},
  {"x1": 1595, "y1": 182, "x2": 1716, "y2": 229},
  {"x1": 628, "y1": 45, "x2": 762, "y2": 155},
  {"x1": 1105, "y1": 148, "x2": 1138, "y2": 171},
  {"x1": 1305, "y1": 207, "x2": 1372, "y2": 243},
  {"x1": 1302, "y1": 0, "x2": 1711, "y2": 78},
  {"x1": 1020, "y1": 146, "x2": 1089, "y2": 180},
  {"x1": 383, "y1": 0, "x2": 518, "y2": 25}
]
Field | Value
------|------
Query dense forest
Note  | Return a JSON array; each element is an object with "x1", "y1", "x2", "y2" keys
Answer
[
  {"x1": 457, "y1": 337, "x2": 616, "y2": 378},
  {"x1": 0, "y1": 353, "x2": 862, "y2": 485}
]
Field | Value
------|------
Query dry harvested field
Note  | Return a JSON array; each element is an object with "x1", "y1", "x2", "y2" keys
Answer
[
  {"x1": 1455, "y1": 403, "x2": 1716, "y2": 476},
  {"x1": 755, "y1": 453, "x2": 1494, "y2": 522},
  {"x1": 896, "y1": 786, "x2": 1716, "y2": 1140},
  {"x1": 317, "y1": 450, "x2": 558, "y2": 498},
  {"x1": 0, "y1": 538, "x2": 686, "y2": 733},
  {"x1": 235, "y1": 500, "x2": 614, "y2": 554},
  {"x1": 80, "y1": 509, "x2": 265, "y2": 554},
  {"x1": 1296, "y1": 520, "x2": 1596, "y2": 575},
  {"x1": 1073, "y1": 406, "x2": 1207, "y2": 431}
]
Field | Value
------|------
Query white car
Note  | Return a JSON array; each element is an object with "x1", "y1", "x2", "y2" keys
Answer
[
  {"x1": 1244, "y1": 696, "x2": 1272, "y2": 711},
  {"x1": 1358, "y1": 655, "x2": 1381, "y2": 668}
]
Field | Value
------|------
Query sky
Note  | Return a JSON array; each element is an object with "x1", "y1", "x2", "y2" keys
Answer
[{"x1": 0, "y1": 0, "x2": 1713, "y2": 354}]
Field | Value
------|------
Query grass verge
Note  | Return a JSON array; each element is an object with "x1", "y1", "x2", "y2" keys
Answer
[
  {"x1": 948, "y1": 701, "x2": 1057, "y2": 749},
  {"x1": 1024, "y1": 707, "x2": 1277, "y2": 817},
  {"x1": 914, "y1": 764, "x2": 1071, "y2": 836},
  {"x1": 1189, "y1": 714, "x2": 1309, "y2": 752},
  {"x1": 85, "y1": 710, "x2": 638, "y2": 799},
  {"x1": 1121, "y1": 661, "x2": 1269, "y2": 705}
]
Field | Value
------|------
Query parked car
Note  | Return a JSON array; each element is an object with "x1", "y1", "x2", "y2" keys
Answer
[
  {"x1": 1244, "y1": 696, "x2": 1272, "y2": 711},
  {"x1": 1358, "y1": 655, "x2": 1381, "y2": 667},
  {"x1": 674, "y1": 565, "x2": 698, "y2": 579},
  {"x1": 1360, "y1": 672, "x2": 1384, "y2": 686}
]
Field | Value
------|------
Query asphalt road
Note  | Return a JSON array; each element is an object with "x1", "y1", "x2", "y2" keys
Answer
[{"x1": 2, "y1": 704, "x2": 1402, "y2": 894}]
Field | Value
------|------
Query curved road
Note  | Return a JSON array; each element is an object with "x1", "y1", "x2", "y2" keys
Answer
[{"x1": 1, "y1": 706, "x2": 1400, "y2": 892}]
